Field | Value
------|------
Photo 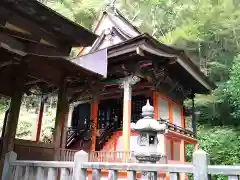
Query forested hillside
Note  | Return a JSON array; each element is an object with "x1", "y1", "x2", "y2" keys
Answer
[{"x1": 1, "y1": 0, "x2": 240, "y2": 171}]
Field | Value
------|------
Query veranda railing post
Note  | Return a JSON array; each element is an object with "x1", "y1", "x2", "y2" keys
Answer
[
  {"x1": 193, "y1": 149, "x2": 209, "y2": 180},
  {"x1": 2, "y1": 151, "x2": 17, "y2": 180},
  {"x1": 73, "y1": 150, "x2": 88, "y2": 180}
]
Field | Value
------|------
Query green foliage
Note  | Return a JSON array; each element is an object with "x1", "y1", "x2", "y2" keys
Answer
[
  {"x1": 197, "y1": 125, "x2": 240, "y2": 165},
  {"x1": 43, "y1": 0, "x2": 106, "y2": 29},
  {"x1": 16, "y1": 116, "x2": 33, "y2": 139},
  {"x1": 40, "y1": 117, "x2": 55, "y2": 143},
  {"x1": 0, "y1": 97, "x2": 9, "y2": 112},
  {"x1": 186, "y1": 125, "x2": 240, "y2": 180}
]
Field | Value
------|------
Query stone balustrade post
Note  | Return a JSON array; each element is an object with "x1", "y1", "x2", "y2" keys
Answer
[
  {"x1": 73, "y1": 150, "x2": 88, "y2": 180},
  {"x1": 2, "y1": 151, "x2": 17, "y2": 180},
  {"x1": 193, "y1": 149, "x2": 209, "y2": 180}
]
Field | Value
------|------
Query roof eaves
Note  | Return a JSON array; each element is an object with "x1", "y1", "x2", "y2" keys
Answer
[
  {"x1": 141, "y1": 34, "x2": 216, "y2": 90},
  {"x1": 89, "y1": 31, "x2": 106, "y2": 53},
  {"x1": 107, "y1": 33, "x2": 216, "y2": 91},
  {"x1": 78, "y1": 11, "x2": 107, "y2": 56},
  {"x1": 35, "y1": 1, "x2": 97, "y2": 45}
]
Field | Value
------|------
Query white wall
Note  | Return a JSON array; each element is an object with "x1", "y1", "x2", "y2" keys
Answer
[
  {"x1": 157, "y1": 95, "x2": 183, "y2": 127},
  {"x1": 172, "y1": 105, "x2": 182, "y2": 127},
  {"x1": 157, "y1": 97, "x2": 169, "y2": 121}
]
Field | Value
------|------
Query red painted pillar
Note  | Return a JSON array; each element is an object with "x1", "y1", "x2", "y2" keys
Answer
[
  {"x1": 180, "y1": 139, "x2": 186, "y2": 180},
  {"x1": 122, "y1": 79, "x2": 132, "y2": 152},
  {"x1": 180, "y1": 139, "x2": 185, "y2": 162},
  {"x1": 169, "y1": 102, "x2": 173, "y2": 123},
  {"x1": 35, "y1": 97, "x2": 44, "y2": 142},
  {"x1": 170, "y1": 140, "x2": 174, "y2": 160},
  {"x1": 90, "y1": 96, "x2": 98, "y2": 152},
  {"x1": 152, "y1": 91, "x2": 158, "y2": 120},
  {"x1": 181, "y1": 107, "x2": 185, "y2": 128},
  {"x1": 121, "y1": 76, "x2": 140, "y2": 156}
]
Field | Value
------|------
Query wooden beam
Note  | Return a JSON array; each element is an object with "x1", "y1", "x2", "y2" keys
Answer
[
  {"x1": 0, "y1": 60, "x2": 19, "y2": 68},
  {"x1": 26, "y1": 55, "x2": 61, "y2": 86},
  {"x1": 0, "y1": 26, "x2": 40, "y2": 44},
  {"x1": 26, "y1": 42, "x2": 71, "y2": 56},
  {"x1": 0, "y1": 6, "x2": 66, "y2": 49},
  {"x1": 0, "y1": 33, "x2": 26, "y2": 56},
  {"x1": 68, "y1": 80, "x2": 151, "y2": 98},
  {"x1": 27, "y1": 42, "x2": 71, "y2": 56},
  {"x1": 0, "y1": 33, "x2": 70, "y2": 57},
  {"x1": 25, "y1": 79, "x2": 42, "y2": 85}
]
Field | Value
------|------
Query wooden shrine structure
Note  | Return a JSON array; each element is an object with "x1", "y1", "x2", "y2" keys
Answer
[
  {"x1": 0, "y1": 2, "x2": 216, "y2": 180},
  {"x1": 66, "y1": 7, "x2": 215, "y2": 174},
  {"x1": 0, "y1": 0, "x2": 109, "y2": 175}
]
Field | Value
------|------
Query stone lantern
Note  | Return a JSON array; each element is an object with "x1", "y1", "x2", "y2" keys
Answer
[
  {"x1": 132, "y1": 99, "x2": 166, "y2": 163},
  {"x1": 132, "y1": 100, "x2": 166, "y2": 179}
]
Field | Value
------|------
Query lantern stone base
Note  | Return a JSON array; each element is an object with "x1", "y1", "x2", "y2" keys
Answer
[{"x1": 134, "y1": 152, "x2": 162, "y2": 163}]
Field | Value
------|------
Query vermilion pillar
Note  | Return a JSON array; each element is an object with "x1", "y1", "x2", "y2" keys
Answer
[
  {"x1": 180, "y1": 139, "x2": 185, "y2": 162},
  {"x1": 180, "y1": 139, "x2": 186, "y2": 180},
  {"x1": 121, "y1": 76, "x2": 140, "y2": 151},
  {"x1": 90, "y1": 95, "x2": 98, "y2": 152},
  {"x1": 122, "y1": 81, "x2": 132, "y2": 151},
  {"x1": 35, "y1": 96, "x2": 44, "y2": 142},
  {"x1": 181, "y1": 107, "x2": 185, "y2": 128},
  {"x1": 170, "y1": 140, "x2": 174, "y2": 160},
  {"x1": 168, "y1": 102, "x2": 173, "y2": 123},
  {"x1": 152, "y1": 91, "x2": 158, "y2": 120}
]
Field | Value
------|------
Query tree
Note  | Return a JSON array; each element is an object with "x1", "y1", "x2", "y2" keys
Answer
[{"x1": 41, "y1": 0, "x2": 107, "y2": 29}]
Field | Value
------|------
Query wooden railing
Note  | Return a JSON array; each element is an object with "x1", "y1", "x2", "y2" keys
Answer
[
  {"x1": 158, "y1": 119, "x2": 196, "y2": 138},
  {"x1": 97, "y1": 123, "x2": 115, "y2": 150},
  {"x1": 58, "y1": 150, "x2": 168, "y2": 163},
  {"x1": 66, "y1": 124, "x2": 89, "y2": 148},
  {"x1": 4, "y1": 150, "x2": 240, "y2": 180},
  {"x1": 59, "y1": 148, "x2": 78, "y2": 161},
  {"x1": 89, "y1": 151, "x2": 168, "y2": 164},
  {"x1": 89, "y1": 151, "x2": 136, "y2": 163}
]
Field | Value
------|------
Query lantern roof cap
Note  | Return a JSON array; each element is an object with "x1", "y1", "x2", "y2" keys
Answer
[{"x1": 133, "y1": 100, "x2": 166, "y2": 132}]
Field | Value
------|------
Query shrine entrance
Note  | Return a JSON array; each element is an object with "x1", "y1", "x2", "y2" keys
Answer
[
  {"x1": 72, "y1": 103, "x2": 91, "y2": 129},
  {"x1": 70, "y1": 95, "x2": 152, "y2": 134}
]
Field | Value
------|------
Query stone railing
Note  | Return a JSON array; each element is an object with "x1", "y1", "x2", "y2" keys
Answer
[{"x1": 3, "y1": 150, "x2": 240, "y2": 180}]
